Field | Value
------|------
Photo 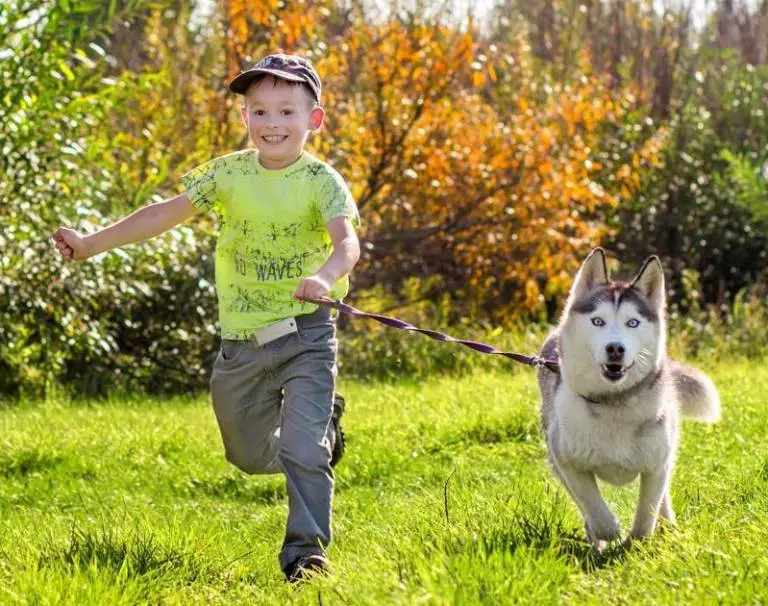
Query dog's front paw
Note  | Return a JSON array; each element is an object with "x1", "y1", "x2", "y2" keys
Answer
[
  {"x1": 628, "y1": 525, "x2": 656, "y2": 540},
  {"x1": 586, "y1": 515, "x2": 621, "y2": 544},
  {"x1": 629, "y1": 515, "x2": 664, "y2": 540}
]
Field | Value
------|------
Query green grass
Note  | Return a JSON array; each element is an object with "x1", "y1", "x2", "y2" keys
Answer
[{"x1": 1, "y1": 361, "x2": 767, "y2": 604}]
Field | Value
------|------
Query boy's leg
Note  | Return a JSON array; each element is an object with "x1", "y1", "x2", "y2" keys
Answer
[
  {"x1": 210, "y1": 341, "x2": 283, "y2": 474},
  {"x1": 275, "y1": 320, "x2": 337, "y2": 573}
]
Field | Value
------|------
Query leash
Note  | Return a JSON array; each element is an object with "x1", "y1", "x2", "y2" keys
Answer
[{"x1": 301, "y1": 296, "x2": 560, "y2": 374}]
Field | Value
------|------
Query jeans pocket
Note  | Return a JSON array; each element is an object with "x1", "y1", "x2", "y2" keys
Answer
[
  {"x1": 221, "y1": 340, "x2": 245, "y2": 361},
  {"x1": 296, "y1": 322, "x2": 335, "y2": 346}
]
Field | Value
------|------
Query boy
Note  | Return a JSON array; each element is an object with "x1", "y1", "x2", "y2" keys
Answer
[{"x1": 52, "y1": 53, "x2": 360, "y2": 582}]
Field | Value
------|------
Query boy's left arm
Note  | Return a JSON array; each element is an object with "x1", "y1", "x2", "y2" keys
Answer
[{"x1": 294, "y1": 216, "x2": 360, "y2": 300}]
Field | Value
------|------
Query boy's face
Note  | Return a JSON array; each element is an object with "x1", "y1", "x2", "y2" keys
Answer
[{"x1": 240, "y1": 77, "x2": 324, "y2": 170}]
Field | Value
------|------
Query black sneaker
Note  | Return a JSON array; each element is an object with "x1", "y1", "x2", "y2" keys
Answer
[
  {"x1": 330, "y1": 393, "x2": 346, "y2": 468},
  {"x1": 284, "y1": 554, "x2": 328, "y2": 583}
]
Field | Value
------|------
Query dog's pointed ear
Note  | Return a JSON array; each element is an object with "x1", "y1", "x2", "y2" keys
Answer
[
  {"x1": 569, "y1": 248, "x2": 609, "y2": 301},
  {"x1": 631, "y1": 255, "x2": 665, "y2": 309}
]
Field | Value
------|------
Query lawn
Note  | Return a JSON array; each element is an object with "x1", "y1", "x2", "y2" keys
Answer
[{"x1": 1, "y1": 361, "x2": 766, "y2": 604}]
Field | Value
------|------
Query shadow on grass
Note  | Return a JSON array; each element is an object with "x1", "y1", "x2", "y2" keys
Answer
[
  {"x1": 182, "y1": 474, "x2": 286, "y2": 505},
  {"x1": 425, "y1": 415, "x2": 541, "y2": 455},
  {"x1": 0, "y1": 449, "x2": 63, "y2": 478},
  {"x1": 38, "y1": 524, "x2": 204, "y2": 579},
  {"x1": 446, "y1": 495, "x2": 631, "y2": 573},
  {"x1": 335, "y1": 418, "x2": 543, "y2": 492},
  {"x1": 556, "y1": 533, "x2": 631, "y2": 572},
  {"x1": 760, "y1": 459, "x2": 768, "y2": 483}
]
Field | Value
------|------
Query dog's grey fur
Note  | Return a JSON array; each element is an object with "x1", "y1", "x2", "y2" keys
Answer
[{"x1": 537, "y1": 248, "x2": 720, "y2": 548}]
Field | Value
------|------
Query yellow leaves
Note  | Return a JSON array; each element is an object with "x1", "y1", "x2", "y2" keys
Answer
[
  {"x1": 57, "y1": 61, "x2": 75, "y2": 82},
  {"x1": 224, "y1": 0, "x2": 253, "y2": 47},
  {"x1": 231, "y1": 15, "x2": 248, "y2": 46},
  {"x1": 487, "y1": 62, "x2": 497, "y2": 83},
  {"x1": 620, "y1": 185, "x2": 632, "y2": 199},
  {"x1": 524, "y1": 279, "x2": 541, "y2": 309},
  {"x1": 208, "y1": 4, "x2": 661, "y2": 322},
  {"x1": 618, "y1": 163, "x2": 632, "y2": 179},
  {"x1": 538, "y1": 159, "x2": 554, "y2": 175},
  {"x1": 223, "y1": 0, "x2": 323, "y2": 71}
]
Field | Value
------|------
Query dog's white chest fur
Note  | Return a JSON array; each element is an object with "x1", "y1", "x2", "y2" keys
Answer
[
  {"x1": 552, "y1": 386, "x2": 674, "y2": 485},
  {"x1": 536, "y1": 247, "x2": 720, "y2": 544}
]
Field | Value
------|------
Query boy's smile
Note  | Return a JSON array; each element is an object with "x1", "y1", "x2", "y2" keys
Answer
[
  {"x1": 262, "y1": 134, "x2": 288, "y2": 144},
  {"x1": 241, "y1": 77, "x2": 324, "y2": 170}
]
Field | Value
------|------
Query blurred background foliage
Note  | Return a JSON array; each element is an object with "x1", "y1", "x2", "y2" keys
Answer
[{"x1": 1, "y1": 0, "x2": 766, "y2": 398}]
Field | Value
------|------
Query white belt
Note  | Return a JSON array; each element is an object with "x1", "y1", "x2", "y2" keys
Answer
[{"x1": 249, "y1": 317, "x2": 298, "y2": 346}]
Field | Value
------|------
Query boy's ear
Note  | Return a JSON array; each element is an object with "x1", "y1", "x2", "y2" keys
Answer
[
  {"x1": 310, "y1": 106, "x2": 325, "y2": 131},
  {"x1": 240, "y1": 103, "x2": 248, "y2": 126}
]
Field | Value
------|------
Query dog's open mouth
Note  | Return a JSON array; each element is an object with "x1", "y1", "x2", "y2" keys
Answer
[{"x1": 601, "y1": 363, "x2": 633, "y2": 382}]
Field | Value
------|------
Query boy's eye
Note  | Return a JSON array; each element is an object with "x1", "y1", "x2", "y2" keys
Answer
[
  {"x1": 282, "y1": 109, "x2": 293, "y2": 115},
  {"x1": 591, "y1": 317, "x2": 605, "y2": 327},
  {"x1": 254, "y1": 110, "x2": 265, "y2": 116},
  {"x1": 626, "y1": 318, "x2": 641, "y2": 328}
]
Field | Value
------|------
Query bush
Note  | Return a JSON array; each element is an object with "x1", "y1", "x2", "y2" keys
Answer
[
  {"x1": 605, "y1": 56, "x2": 768, "y2": 307},
  {"x1": 338, "y1": 286, "x2": 768, "y2": 383},
  {"x1": 0, "y1": 1, "x2": 221, "y2": 399},
  {"x1": 2, "y1": 1, "x2": 766, "y2": 400}
]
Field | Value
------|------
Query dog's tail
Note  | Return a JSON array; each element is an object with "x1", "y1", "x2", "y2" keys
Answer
[{"x1": 671, "y1": 362, "x2": 721, "y2": 422}]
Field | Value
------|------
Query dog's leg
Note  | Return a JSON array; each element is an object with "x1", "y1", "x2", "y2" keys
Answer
[
  {"x1": 552, "y1": 459, "x2": 620, "y2": 547},
  {"x1": 658, "y1": 486, "x2": 675, "y2": 525},
  {"x1": 630, "y1": 467, "x2": 670, "y2": 538}
]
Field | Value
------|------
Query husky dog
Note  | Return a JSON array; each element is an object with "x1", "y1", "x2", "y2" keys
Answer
[{"x1": 537, "y1": 248, "x2": 720, "y2": 548}]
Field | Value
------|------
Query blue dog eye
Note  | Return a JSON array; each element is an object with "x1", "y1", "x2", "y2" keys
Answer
[
  {"x1": 626, "y1": 318, "x2": 640, "y2": 328},
  {"x1": 591, "y1": 317, "x2": 605, "y2": 327}
]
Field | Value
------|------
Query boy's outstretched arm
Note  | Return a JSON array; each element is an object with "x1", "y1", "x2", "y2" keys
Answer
[
  {"x1": 294, "y1": 216, "x2": 360, "y2": 300},
  {"x1": 53, "y1": 192, "x2": 199, "y2": 260}
]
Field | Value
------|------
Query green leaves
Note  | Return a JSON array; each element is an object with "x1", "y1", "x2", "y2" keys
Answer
[
  {"x1": 2, "y1": 0, "x2": 767, "y2": 399},
  {"x1": 0, "y1": 0, "x2": 211, "y2": 399},
  {"x1": 720, "y1": 150, "x2": 768, "y2": 225}
]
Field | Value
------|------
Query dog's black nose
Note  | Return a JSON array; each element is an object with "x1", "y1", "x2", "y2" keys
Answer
[{"x1": 605, "y1": 342, "x2": 625, "y2": 361}]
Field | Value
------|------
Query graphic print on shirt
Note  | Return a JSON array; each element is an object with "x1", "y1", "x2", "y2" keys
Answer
[
  {"x1": 184, "y1": 153, "x2": 262, "y2": 214},
  {"x1": 231, "y1": 246, "x2": 314, "y2": 281},
  {"x1": 182, "y1": 150, "x2": 359, "y2": 338},
  {"x1": 226, "y1": 284, "x2": 281, "y2": 314},
  {"x1": 186, "y1": 169, "x2": 217, "y2": 213}
]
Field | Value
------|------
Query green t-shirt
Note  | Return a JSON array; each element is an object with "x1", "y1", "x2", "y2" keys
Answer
[{"x1": 182, "y1": 150, "x2": 359, "y2": 340}]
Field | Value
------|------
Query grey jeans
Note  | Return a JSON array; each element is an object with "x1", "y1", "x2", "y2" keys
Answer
[{"x1": 209, "y1": 309, "x2": 337, "y2": 571}]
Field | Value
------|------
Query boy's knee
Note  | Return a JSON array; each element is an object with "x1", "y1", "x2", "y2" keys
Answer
[{"x1": 224, "y1": 444, "x2": 277, "y2": 475}]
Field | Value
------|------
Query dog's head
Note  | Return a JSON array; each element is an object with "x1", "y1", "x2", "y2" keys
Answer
[{"x1": 558, "y1": 248, "x2": 666, "y2": 394}]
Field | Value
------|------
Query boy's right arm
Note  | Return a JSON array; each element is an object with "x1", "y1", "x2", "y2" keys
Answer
[{"x1": 53, "y1": 192, "x2": 199, "y2": 260}]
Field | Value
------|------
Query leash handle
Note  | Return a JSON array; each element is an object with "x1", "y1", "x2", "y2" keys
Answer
[{"x1": 300, "y1": 296, "x2": 559, "y2": 373}]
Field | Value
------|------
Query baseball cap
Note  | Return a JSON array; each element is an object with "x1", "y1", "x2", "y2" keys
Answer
[{"x1": 228, "y1": 54, "x2": 321, "y2": 102}]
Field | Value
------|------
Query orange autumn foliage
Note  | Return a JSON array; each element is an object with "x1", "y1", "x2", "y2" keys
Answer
[{"x1": 221, "y1": 3, "x2": 663, "y2": 322}]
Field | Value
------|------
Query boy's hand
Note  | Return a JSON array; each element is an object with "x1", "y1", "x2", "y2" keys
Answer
[
  {"x1": 52, "y1": 227, "x2": 91, "y2": 260},
  {"x1": 294, "y1": 274, "x2": 331, "y2": 301}
]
